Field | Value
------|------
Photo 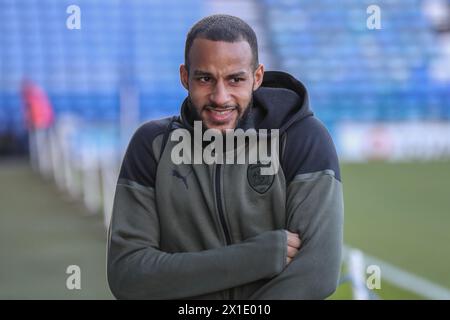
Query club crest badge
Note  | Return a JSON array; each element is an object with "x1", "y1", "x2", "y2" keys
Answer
[{"x1": 247, "y1": 163, "x2": 275, "y2": 194}]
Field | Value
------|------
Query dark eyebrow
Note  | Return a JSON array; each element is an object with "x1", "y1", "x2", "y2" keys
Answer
[
  {"x1": 193, "y1": 70, "x2": 213, "y2": 76},
  {"x1": 192, "y1": 70, "x2": 248, "y2": 78},
  {"x1": 227, "y1": 71, "x2": 248, "y2": 78}
]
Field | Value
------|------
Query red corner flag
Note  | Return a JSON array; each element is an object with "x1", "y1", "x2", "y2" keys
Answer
[{"x1": 22, "y1": 80, "x2": 54, "y2": 130}]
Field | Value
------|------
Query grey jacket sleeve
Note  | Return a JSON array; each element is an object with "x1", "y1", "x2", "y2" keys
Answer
[
  {"x1": 107, "y1": 122, "x2": 287, "y2": 300},
  {"x1": 249, "y1": 117, "x2": 344, "y2": 300}
]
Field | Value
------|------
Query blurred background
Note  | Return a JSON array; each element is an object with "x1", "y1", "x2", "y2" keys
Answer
[{"x1": 0, "y1": 0, "x2": 449, "y2": 299}]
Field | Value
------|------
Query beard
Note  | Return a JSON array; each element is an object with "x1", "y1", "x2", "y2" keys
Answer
[{"x1": 187, "y1": 96, "x2": 254, "y2": 132}]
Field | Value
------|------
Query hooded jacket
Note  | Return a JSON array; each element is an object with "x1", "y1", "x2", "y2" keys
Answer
[{"x1": 107, "y1": 71, "x2": 344, "y2": 300}]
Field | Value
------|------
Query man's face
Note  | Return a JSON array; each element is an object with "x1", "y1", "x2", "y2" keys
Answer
[{"x1": 180, "y1": 38, "x2": 264, "y2": 132}]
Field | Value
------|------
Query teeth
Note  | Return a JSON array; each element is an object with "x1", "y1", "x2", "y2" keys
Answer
[{"x1": 212, "y1": 109, "x2": 233, "y2": 115}]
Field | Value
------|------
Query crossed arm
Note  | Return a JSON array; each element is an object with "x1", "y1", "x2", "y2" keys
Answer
[
  {"x1": 107, "y1": 181, "x2": 296, "y2": 299},
  {"x1": 107, "y1": 170, "x2": 342, "y2": 300}
]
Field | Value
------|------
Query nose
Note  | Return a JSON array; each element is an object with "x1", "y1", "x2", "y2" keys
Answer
[{"x1": 210, "y1": 80, "x2": 231, "y2": 107}]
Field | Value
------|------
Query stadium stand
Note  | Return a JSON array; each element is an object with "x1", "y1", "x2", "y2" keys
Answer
[
  {"x1": 1, "y1": 0, "x2": 449, "y2": 143},
  {"x1": 261, "y1": 0, "x2": 450, "y2": 128},
  {"x1": 0, "y1": 0, "x2": 204, "y2": 138}
]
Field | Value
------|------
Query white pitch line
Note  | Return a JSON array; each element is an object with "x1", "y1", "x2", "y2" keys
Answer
[{"x1": 344, "y1": 246, "x2": 450, "y2": 300}]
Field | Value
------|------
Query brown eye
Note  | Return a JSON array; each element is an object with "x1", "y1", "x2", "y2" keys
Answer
[
  {"x1": 231, "y1": 77, "x2": 244, "y2": 83},
  {"x1": 198, "y1": 76, "x2": 211, "y2": 82}
]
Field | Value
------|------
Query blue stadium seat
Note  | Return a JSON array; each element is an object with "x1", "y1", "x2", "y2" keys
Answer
[{"x1": 1, "y1": 0, "x2": 449, "y2": 143}]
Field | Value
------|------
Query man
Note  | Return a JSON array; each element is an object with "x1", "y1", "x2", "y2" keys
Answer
[{"x1": 107, "y1": 14, "x2": 344, "y2": 300}]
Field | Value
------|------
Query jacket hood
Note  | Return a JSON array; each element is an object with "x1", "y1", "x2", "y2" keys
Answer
[
  {"x1": 253, "y1": 70, "x2": 313, "y2": 133},
  {"x1": 179, "y1": 71, "x2": 313, "y2": 134}
]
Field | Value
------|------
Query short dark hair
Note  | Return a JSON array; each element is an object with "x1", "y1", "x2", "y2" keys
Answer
[{"x1": 184, "y1": 14, "x2": 259, "y2": 71}]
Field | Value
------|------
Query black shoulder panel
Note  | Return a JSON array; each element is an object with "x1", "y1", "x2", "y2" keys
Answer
[
  {"x1": 119, "y1": 117, "x2": 174, "y2": 188},
  {"x1": 281, "y1": 116, "x2": 341, "y2": 184}
]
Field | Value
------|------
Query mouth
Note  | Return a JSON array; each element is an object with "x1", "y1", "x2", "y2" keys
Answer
[{"x1": 204, "y1": 107, "x2": 237, "y2": 124}]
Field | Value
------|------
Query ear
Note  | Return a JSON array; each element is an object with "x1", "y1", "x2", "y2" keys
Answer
[
  {"x1": 252, "y1": 64, "x2": 264, "y2": 91},
  {"x1": 180, "y1": 64, "x2": 189, "y2": 90}
]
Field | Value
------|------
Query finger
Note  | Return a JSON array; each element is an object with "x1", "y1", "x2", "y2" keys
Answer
[
  {"x1": 287, "y1": 245, "x2": 299, "y2": 258},
  {"x1": 287, "y1": 232, "x2": 301, "y2": 248},
  {"x1": 289, "y1": 236, "x2": 300, "y2": 249},
  {"x1": 286, "y1": 230, "x2": 299, "y2": 240},
  {"x1": 285, "y1": 230, "x2": 298, "y2": 241}
]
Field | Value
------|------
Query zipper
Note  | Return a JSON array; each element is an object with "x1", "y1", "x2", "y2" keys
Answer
[
  {"x1": 214, "y1": 164, "x2": 234, "y2": 299},
  {"x1": 215, "y1": 164, "x2": 232, "y2": 245}
]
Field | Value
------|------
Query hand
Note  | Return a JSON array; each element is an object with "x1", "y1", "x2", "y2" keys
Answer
[{"x1": 285, "y1": 230, "x2": 301, "y2": 265}]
